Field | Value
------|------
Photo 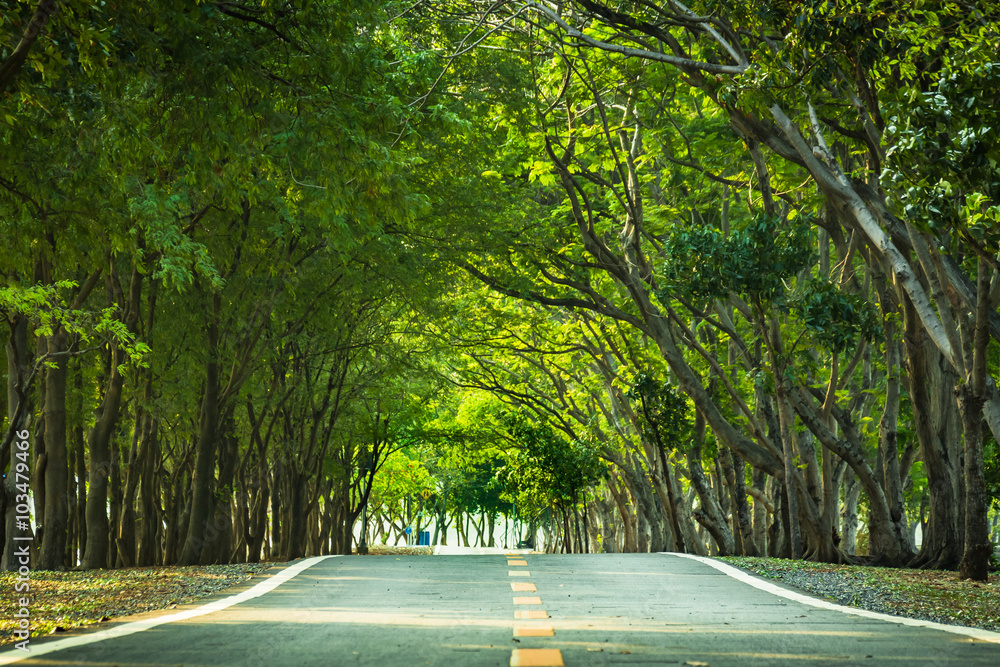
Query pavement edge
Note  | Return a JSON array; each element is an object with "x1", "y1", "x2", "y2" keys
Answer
[
  {"x1": 0, "y1": 555, "x2": 339, "y2": 665},
  {"x1": 666, "y1": 552, "x2": 1000, "y2": 644}
]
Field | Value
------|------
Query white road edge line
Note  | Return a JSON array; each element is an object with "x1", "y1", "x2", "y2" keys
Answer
[
  {"x1": 0, "y1": 555, "x2": 338, "y2": 664},
  {"x1": 668, "y1": 552, "x2": 1000, "y2": 644}
]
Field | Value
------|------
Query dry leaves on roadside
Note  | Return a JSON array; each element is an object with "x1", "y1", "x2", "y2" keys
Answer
[
  {"x1": 0, "y1": 562, "x2": 271, "y2": 644},
  {"x1": 720, "y1": 556, "x2": 1000, "y2": 633}
]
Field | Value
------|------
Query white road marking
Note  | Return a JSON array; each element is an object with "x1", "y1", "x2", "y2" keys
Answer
[
  {"x1": 0, "y1": 555, "x2": 337, "y2": 664},
  {"x1": 670, "y1": 553, "x2": 1000, "y2": 644}
]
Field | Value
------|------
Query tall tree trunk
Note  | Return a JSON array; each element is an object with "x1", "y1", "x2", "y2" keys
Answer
[
  {"x1": 108, "y1": 423, "x2": 122, "y2": 568},
  {"x1": 81, "y1": 345, "x2": 123, "y2": 570},
  {"x1": 73, "y1": 363, "x2": 86, "y2": 566},
  {"x1": 137, "y1": 416, "x2": 160, "y2": 566},
  {"x1": 161, "y1": 467, "x2": 178, "y2": 565},
  {"x1": 573, "y1": 504, "x2": 583, "y2": 553},
  {"x1": 959, "y1": 260, "x2": 993, "y2": 581},
  {"x1": 37, "y1": 331, "x2": 67, "y2": 570},
  {"x1": 751, "y1": 469, "x2": 769, "y2": 556},
  {"x1": 281, "y1": 468, "x2": 308, "y2": 561},
  {"x1": 774, "y1": 482, "x2": 791, "y2": 558},
  {"x1": 178, "y1": 293, "x2": 221, "y2": 566},
  {"x1": 656, "y1": 445, "x2": 686, "y2": 553},
  {"x1": 721, "y1": 446, "x2": 756, "y2": 556},
  {"x1": 32, "y1": 333, "x2": 46, "y2": 562},
  {"x1": 270, "y1": 464, "x2": 282, "y2": 558},
  {"x1": 688, "y1": 410, "x2": 736, "y2": 555},
  {"x1": 115, "y1": 411, "x2": 141, "y2": 568},
  {"x1": 905, "y1": 299, "x2": 963, "y2": 569},
  {"x1": 203, "y1": 417, "x2": 237, "y2": 564},
  {"x1": 245, "y1": 448, "x2": 268, "y2": 563},
  {"x1": 789, "y1": 383, "x2": 910, "y2": 564},
  {"x1": 2, "y1": 315, "x2": 32, "y2": 571},
  {"x1": 606, "y1": 473, "x2": 636, "y2": 552},
  {"x1": 65, "y1": 400, "x2": 76, "y2": 567},
  {"x1": 767, "y1": 320, "x2": 803, "y2": 560},
  {"x1": 82, "y1": 261, "x2": 140, "y2": 570},
  {"x1": 841, "y1": 474, "x2": 861, "y2": 556},
  {"x1": 136, "y1": 281, "x2": 160, "y2": 567}
]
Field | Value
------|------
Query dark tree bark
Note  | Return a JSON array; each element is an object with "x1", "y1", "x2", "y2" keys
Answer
[
  {"x1": 116, "y1": 400, "x2": 151, "y2": 568},
  {"x1": 136, "y1": 281, "x2": 160, "y2": 567},
  {"x1": 0, "y1": 0, "x2": 59, "y2": 95},
  {"x1": 751, "y1": 469, "x2": 770, "y2": 556},
  {"x1": 269, "y1": 464, "x2": 282, "y2": 558},
  {"x1": 65, "y1": 391, "x2": 75, "y2": 567},
  {"x1": 32, "y1": 337, "x2": 47, "y2": 567},
  {"x1": 605, "y1": 473, "x2": 637, "y2": 553},
  {"x1": 725, "y1": 448, "x2": 757, "y2": 556},
  {"x1": 137, "y1": 417, "x2": 160, "y2": 566},
  {"x1": 73, "y1": 361, "x2": 86, "y2": 565},
  {"x1": 841, "y1": 474, "x2": 861, "y2": 556},
  {"x1": 959, "y1": 260, "x2": 993, "y2": 581},
  {"x1": 108, "y1": 422, "x2": 122, "y2": 568},
  {"x1": 2, "y1": 315, "x2": 31, "y2": 571},
  {"x1": 762, "y1": 314, "x2": 803, "y2": 561},
  {"x1": 688, "y1": 410, "x2": 735, "y2": 555},
  {"x1": 202, "y1": 417, "x2": 237, "y2": 564},
  {"x1": 654, "y1": 447, "x2": 684, "y2": 552},
  {"x1": 115, "y1": 414, "x2": 139, "y2": 568},
  {"x1": 82, "y1": 262, "x2": 142, "y2": 570},
  {"x1": 774, "y1": 482, "x2": 791, "y2": 558},
  {"x1": 163, "y1": 455, "x2": 192, "y2": 567},
  {"x1": 37, "y1": 331, "x2": 67, "y2": 570},
  {"x1": 905, "y1": 299, "x2": 963, "y2": 569},
  {"x1": 244, "y1": 434, "x2": 268, "y2": 563},
  {"x1": 178, "y1": 293, "x2": 221, "y2": 566},
  {"x1": 81, "y1": 344, "x2": 118, "y2": 570}
]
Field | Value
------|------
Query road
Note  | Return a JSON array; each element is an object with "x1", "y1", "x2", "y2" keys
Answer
[{"x1": 2, "y1": 552, "x2": 998, "y2": 666}]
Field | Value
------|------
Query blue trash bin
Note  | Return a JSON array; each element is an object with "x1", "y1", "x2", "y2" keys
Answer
[{"x1": 418, "y1": 530, "x2": 431, "y2": 546}]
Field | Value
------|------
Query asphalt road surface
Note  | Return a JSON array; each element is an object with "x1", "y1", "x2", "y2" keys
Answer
[{"x1": 2, "y1": 552, "x2": 998, "y2": 666}]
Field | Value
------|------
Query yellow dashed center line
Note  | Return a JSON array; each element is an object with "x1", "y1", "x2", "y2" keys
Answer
[
  {"x1": 510, "y1": 647, "x2": 564, "y2": 666},
  {"x1": 514, "y1": 625, "x2": 554, "y2": 637},
  {"x1": 505, "y1": 556, "x2": 562, "y2": 667},
  {"x1": 513, "y1": 596, "x2": 543, "y2": 605}
]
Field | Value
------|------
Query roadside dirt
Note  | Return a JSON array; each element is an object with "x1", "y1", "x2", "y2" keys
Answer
[
  {"x1": 0, "y1": 546, "x2": 433, "y2": 645},
  {"x1": 0, "y1": 562, "x2": 270, "y2": 644},
  {"x1": 721, "y1": 556, "x2": 1000, "y2": 633}
]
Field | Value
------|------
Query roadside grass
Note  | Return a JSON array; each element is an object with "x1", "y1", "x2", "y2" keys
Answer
[
  {"x1": 0, "y1": 562, "x2": 269, "y2": 645},
  {"x1": 719, "y1": 556, "x2": 1000, "y2": 633}
]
